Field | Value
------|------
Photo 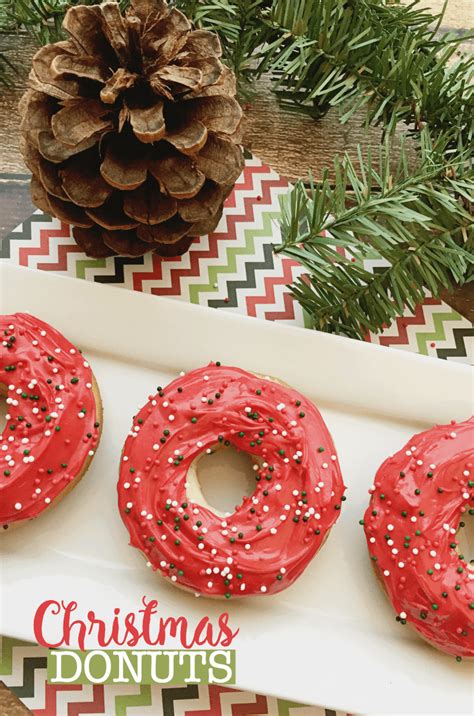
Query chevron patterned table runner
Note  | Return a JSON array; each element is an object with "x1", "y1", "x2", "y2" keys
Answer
[{"x1": 1, "y1": 156, "x2": 472, "y2": 716}]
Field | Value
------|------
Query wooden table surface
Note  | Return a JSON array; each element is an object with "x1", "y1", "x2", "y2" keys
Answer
[{"x1": 0, "y1": 0, "x2": 473, "y2": 319}]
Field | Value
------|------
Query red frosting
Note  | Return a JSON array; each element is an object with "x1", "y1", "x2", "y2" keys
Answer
[
  {"x1": 118, "y1": 364, "x2": 345, "y2": 598},
  {"x1": 0, "y1": 313, "x2": 101, "y2": 527},
  {"x1": 363, "y1": 418, "x2": 474, "y2": 658}
]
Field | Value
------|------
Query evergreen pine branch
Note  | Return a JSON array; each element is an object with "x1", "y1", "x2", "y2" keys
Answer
[
  {"x1": 262, "y1": 0, "x2": 473, "y2": 148},
  {"x1": 0, "y1": 0, "x2": 130, "y2": 44},
  {"x1": 276, "y1": 132, "x2": 474, "y2": 339}
]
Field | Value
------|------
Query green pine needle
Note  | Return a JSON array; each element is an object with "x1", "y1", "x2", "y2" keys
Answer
[
  {"x1": 262, "y1": 0, "x2": 473, "y2": 147},
  {"x1": 277, "y1": 131, "x2": 474, "y2": 339}
]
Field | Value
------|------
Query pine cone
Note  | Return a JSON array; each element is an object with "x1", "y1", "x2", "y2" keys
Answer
[{"x1": 18, "y1": 0, "x2": 244, "y2": 258}]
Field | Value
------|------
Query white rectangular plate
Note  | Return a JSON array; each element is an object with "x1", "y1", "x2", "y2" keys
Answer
[{"x1": 1, "y1": 264, "x2": 473, "y2": 714}]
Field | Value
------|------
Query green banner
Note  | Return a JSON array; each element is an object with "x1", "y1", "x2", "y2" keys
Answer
[{"x1": 47, "y1": 649, "x2": 236, "y2": 685}]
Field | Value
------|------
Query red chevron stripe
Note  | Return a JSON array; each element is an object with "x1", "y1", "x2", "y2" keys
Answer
[
  {"x1": 246, "y1": 257, "x2": 300, "y2": 320},
  {"x1": 132, "y1": 177, "x2": 288, "y2": 296},
  {"x1": 33, "y1": 683, "x2": 82, "y2": 716},
  {"x1": 378, "y1": 298, "x2": 442, "y2": 347},
  {"x1": 233, "y1": 162, "x2": 285, "y2": 194},
  {"x1": 19, "y1": 222, "x2": 77, "y2": 267},
  {"x1": 184, "y1": 686, "x2": 234, "y2": 716},
  {"x1": 232, "y1": 694, "x2": 269, "y2": 715},
  {"x1": 67, "y1": 685, "x2": 105, "y2": 716},
  {"x1": 36, "y1": 242, "x2": 82, "y2": 272},
  {"x1": 264, "y1": 290, "x2": 298, "y2": 322}
]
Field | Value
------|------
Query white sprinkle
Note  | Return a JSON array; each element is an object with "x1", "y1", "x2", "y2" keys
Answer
[
  {"x1": 383, "y1": 569, "x2": 390, "y2": 577},
  {"x1": 434, "y1": 563, "x2": 441, "y2": 570},
  {"x1": 153, "y1": 444, "x2": 159, "y2": 451},
  {"x1": 168, "y1": 415, "x2": 175, "y2": 422},
  {"x1": 398, "y1": 562, "x2": 405, "y2": 568},
  {"x1": 387, "y1": 524, "x2": 394, "y2": 531},
  {"x1": 270, "y1": 528, "x2": 277, "y2": 535},
  {"x1": 123, "y1": 482, "x2": 130, "y2": 489},
  {"x1": 207, "y1": 582, "x2": 213, "y2": 588},
  {"x1": 400, "y1": 612, "x2": 407, "y2": 619},
  {"x1": 430, "y1": 550, "x2": 437, "y2": 557},
  {"x1": 198, "y1": 543, "x2": 204, "y2": 550},
  {"x1": 276, "y1": 403, "x2": 285, "y2": 411},
  {"x1": 412, "y1": 548, "x2": 419, "y2": 555},
  {"x1": 244, "y1": 543, "x2": 251, "y2": 550},
  {"x1": 450, "y1": 432, "x2": 457, "y2": 438},
  {"x1": 260, "y1": 586, "x2": 267, "y2": 593},
  {"x1": 14, "y1": 502, "x2": 22, "y2": 510},
  {"x1": 126, "y1": 502, "x2": 133, "y2": 509},
  {"x1": 410, "y1": 516, "x2": 417, "y2": 523},
  {"x1": 45, "y1": 497, "x2": 51, "y2": 504}
]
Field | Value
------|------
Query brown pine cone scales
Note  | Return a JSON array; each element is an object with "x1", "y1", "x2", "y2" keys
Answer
[{"x1": 18, "y1": 0, "x2": 244, "y2": 258}]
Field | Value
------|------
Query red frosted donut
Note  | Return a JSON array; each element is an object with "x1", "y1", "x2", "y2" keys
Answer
[
  {"x1": 118, "y1": 363, "x2": 345, "y2": 598},
  {"x1": 0, "y1": 313, "x2": 102, "y2": 529},
  {"x1": 363, "y1": 418, "x2": 474, "y2": 659}
]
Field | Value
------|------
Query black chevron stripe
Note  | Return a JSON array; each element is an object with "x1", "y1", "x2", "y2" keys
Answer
[
  {"x1": 209, "y1": 242, "x2": 275, "y2": 309},
  {"x1": 437, "y1": 327, "x2": 474, "y2": 361},
  {"x1": 162, "y1": 685, "x2": 200, "y2": 716},
  {"x1": 94, "y1": 255, "x2": 145, "y2": 284},
  {"x1": 10, "y1": 656, "x2": 47, "y2": 699},
  {"x1": 0, "y1": 213, "x2": 53, "y2": 258}
]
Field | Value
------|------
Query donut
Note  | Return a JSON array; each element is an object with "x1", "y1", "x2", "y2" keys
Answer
[
  {"x1": 118, "y1": 363, "x2": 345, "y2": 598},
  {"x1": 363, "y1": 418, "x2": 474, "y2": 659},
  {"x1": 1, "y1": 313, "x2": 102, "y2": 529}
]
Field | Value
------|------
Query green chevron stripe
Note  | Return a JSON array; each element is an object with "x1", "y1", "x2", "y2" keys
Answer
[
  {"x1": 0, "y1": 637, "x2": 33, "y2": 676},
  {"x1": 75, "y1": 257, "x2": 107, "y2": 279},
  {"x1": 115, "y1": 685, "x2": 152, "y2": 716},
  {"x1": 188, "y1": 210, "x2": 280, "y2": 305},
  {"x1": 277, "y1": 698, "x2": 308, "y2": 716},
  {"x1": 415, "y1": 310, "x2": 464, "y2": 355}
]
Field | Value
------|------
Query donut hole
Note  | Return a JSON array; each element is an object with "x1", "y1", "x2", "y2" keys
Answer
[
  {"x1": 457, "y1": 515, "x2": 473, "y2": 570},
  {"x1": 188, "y1": 444, "x2": 257, "y2": 517}
]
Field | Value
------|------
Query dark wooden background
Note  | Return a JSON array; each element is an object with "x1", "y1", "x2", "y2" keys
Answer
[{"x1": 1, "y1": 0, "x2": 473, "y2": 319}]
